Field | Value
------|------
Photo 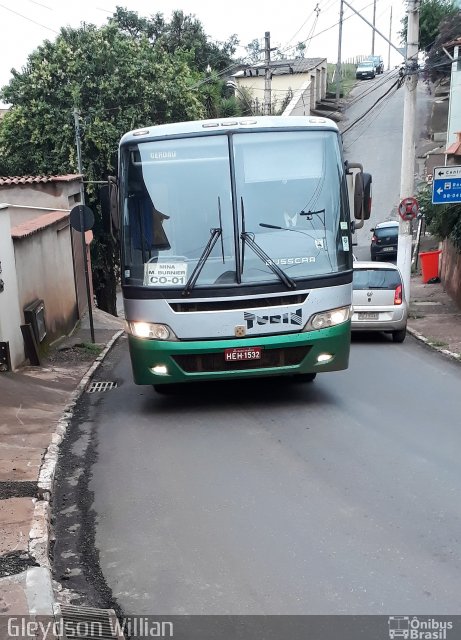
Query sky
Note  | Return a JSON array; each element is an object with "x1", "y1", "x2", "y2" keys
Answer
[{"x1": 0, "y1": 0, "x2": 406, "y2": 103}]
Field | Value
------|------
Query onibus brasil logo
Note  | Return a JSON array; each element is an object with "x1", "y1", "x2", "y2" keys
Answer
[{"x1": 388, "y1": 616, "x2": 453, "y2": 640}]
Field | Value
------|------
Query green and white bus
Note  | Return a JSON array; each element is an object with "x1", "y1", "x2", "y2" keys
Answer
[{"x1": 117, "y1": 116, "x2": 370, "y2": 391}]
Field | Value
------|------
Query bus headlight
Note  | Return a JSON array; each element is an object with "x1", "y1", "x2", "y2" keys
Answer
[
  {"x1": 127, "y1": 322, "x2": 177, "y2": 341},
  {"x1": 309, "y1": 305, "x2": 352, "y2": 330}
]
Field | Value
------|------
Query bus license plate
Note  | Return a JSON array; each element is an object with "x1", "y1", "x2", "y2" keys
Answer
[{"x1": 224, "y1": 347, "x2": 262, "y2": 361}]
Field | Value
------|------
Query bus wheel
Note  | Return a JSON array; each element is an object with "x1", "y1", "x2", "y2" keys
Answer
[
  {"x1": 153, "y1": 384, "x2": 178, "y2": 395},
  {"x1": 293, "y1": 373, "x2": 317, "y2": 383}
]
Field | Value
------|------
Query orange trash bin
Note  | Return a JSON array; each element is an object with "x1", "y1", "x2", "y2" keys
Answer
[{"x1": 419, "y1": 249, "x2": 442, "y2": 283}]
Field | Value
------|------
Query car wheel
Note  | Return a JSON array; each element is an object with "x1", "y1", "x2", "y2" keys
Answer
[
  {"x1": 371, "y1": 254, "x2": 376, "y2": 261},
  {"x1": 392, "y1": 327, "x2": 407, "y2": 343},
  {"x1": 292, "y1": 373, "x2": 317, "y2": 383}
]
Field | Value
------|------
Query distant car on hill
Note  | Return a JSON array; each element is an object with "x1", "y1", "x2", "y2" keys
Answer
[
  {"x1": 367, "y1": 55, "x2": 384, "y2": 74},
  {"x1": 356, "y1": 60, "x2": 376, "y2": 79}
]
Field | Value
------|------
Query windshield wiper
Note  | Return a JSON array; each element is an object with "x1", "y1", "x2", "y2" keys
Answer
[
  {"x1": 241, "y1": 231, "x2": 296, "y2": 289},
  {"x1": 182, "y1": 227, "x2": 222, "y2": 295},
  {"x1": 182, "y1": 198, "x2": 225, "y2": 295}
]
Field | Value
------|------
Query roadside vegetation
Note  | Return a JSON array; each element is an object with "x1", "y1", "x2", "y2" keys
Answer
[
  {"x1": 0, "y1": 8, "x2": 243, "y2": 313},
  {"x1": 418, "y1": 184, "x2": 461, "y2": 252},
  {"x1": 327, "y1": 63, "x2": 357, "y2": 97}
]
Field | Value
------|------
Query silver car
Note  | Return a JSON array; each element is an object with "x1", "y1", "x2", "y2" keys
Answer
[{"x1": 352, "y1": 262, "x2": 408, "y2": 342}]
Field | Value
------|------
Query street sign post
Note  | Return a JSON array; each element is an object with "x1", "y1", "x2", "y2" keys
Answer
[
  {"x1": 432, "y1": 165, "x2": 461, "y2": 204},
  {"x1": 398, "y1": 196, "x2": 418, "y2": 221}
]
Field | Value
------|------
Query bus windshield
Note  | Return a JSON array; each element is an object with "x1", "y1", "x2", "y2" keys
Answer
[{"x1": 121, "y1": 129, "x2": 351, "y2": 289}]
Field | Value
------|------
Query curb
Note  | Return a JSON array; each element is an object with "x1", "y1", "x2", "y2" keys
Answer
[
  {"x1": 27, "y1": 329, "x2": 124, "y2": 579},
  {"x1": 407, "y1": 326, "x2": 461, "y2": 362}
]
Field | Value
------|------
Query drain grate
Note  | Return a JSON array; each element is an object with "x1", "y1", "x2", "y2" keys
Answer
[
  {"x1": 55, "y1": 604, "x2": 125, "y2": 639},
  {"x1": 87, "y1": 381, "x2": 118, "y2": 393}
]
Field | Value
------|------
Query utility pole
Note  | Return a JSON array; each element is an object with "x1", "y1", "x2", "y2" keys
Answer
[
  {"x1": 264, "y1": 31, "x2": 271, "y2": 115},
  {"x1": 335, "y1": 0, "x2": 344, "y2": 101},
  {"x1": 397, "y1": 0, "x2": 420, "y2": 300},
  {"x1": 73, "y1": 107, "x2": 95, "y2": 343},
  {"x1": 388, "y1": 6, "x2": 393, "y2": 71},
  {"x1": 371, "y1": 0, "x2": 377, "y2": 55}
]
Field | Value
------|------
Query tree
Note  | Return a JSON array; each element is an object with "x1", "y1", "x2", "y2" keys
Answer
[
  {"x1": 424, "y1": 10, "x2": 461, "y2": 83},
  {"x1": 110, "y1": 8, "x2": 238, "y2": 73},
  {"x1": 245, "y1": 39, "x2": 262, "y2": 63},
  {"x1": 0, "y1": 22, "x2": 205, "y2": 313},
  {"x1": 399, "y1": 0, "x2": 457, "y2": 51}
]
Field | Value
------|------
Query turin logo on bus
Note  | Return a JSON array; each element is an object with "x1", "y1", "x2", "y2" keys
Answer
[{"x1": 244, "y1": 309, "x2": 303, "y2": 330}]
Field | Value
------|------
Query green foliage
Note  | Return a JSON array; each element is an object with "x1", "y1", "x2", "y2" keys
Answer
[
  {"x1": 245, "y1": 39, "x2": 262, "y2": 63},
  {"x1": 399, "y1": 0, "x2": 457, "y2": 51},
  {"x1": 110, "y1": 8, "x2": 238, "y2": 73},
  {"x1": 424, "y1": 10, "x2": 461, "y2": 83},
  {"x1": 419, "y1": 184, "x2": 461, "y2": 252},
  {"x1": 0, "y1": 8, "x2": 239, "y2": 312}
]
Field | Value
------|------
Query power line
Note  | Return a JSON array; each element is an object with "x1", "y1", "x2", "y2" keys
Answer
[
  {"x1": 0, "y1": 2, "x2": 58, "y2": 33},
  {"x1": 342, "y1": 76, "x2": 401, "y2": 134},
  {"x1": 347, "y1": 69, "x2": 400, "y2": 106},
  {"x1": 25, "y1": 0, "x2": 53, "y2": 9},
  {"x1": 344, "y1": 82, "x2": 400, "y2": 146}
]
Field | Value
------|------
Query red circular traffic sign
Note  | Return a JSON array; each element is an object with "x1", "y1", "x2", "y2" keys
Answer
[{"x1": 398, "y1": 197, "x2": 418, "y2": 221}]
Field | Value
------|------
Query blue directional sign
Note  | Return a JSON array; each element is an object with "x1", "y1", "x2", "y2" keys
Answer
[{"x1": 432, "y1": 165, "x2": 461, "y2": 204}]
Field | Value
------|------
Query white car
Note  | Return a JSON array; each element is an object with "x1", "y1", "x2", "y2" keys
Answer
[{"x1": 352, "y1": 262, "x2": 408, "y2": 342}]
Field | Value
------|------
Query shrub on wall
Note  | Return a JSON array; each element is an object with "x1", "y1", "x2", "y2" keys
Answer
[{"x1": 418, "y1": 184, "x2": 461, "y2": 252}]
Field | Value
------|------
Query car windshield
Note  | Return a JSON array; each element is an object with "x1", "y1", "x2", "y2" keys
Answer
[
  {"x1": 359, "y1": 62, "x2": 374, "y2": 68},
  {"x1": 121, "y1": 130, "x2": 352, "y2": 289},
  {"x1": 353, "y1": 268, "x2": 402, "y2": 290}
]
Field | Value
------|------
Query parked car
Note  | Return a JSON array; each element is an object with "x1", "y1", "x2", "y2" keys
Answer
[
  {"x1": 367, "y1": 55, "x2": 384, "y2": 74},
  {"x1": 356, "y1": 61, "x2": 376, "y2": 79},
  {"x1": 351, "y1": 262, "x2": 408, "y2": 342},
  {"x1": 370, "y1": 220, "x2": 398, "y2": 261}
]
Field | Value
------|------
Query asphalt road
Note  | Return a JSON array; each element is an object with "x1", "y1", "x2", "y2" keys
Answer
[
  {"x1": 86, "y1": 334, "x2": 461, "y2": 615},
  {"x1": 55, "y1": 78, "x2": 461, "y2": 616}
]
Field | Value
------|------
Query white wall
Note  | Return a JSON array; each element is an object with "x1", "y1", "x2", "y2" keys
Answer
[
  {"x1": 0, "y1": 205, "x2": 25, "y2": 369},
  {"x1": 13, "y1": 219, "x2": 78, "y2": 341},
  {"x1": 235, "y1": 62, "x2": 327, "y2": 114},
  {"x1": 447, "y1": 46, "x2": 461, "y2": 146},
  {"x1": 282, "y1": 78, "x2": 313, "y2": 117}
]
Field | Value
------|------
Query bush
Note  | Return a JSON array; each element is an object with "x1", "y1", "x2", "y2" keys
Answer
[{"x1": 419, "y1": 183, "x2": 461, "y2": 251}]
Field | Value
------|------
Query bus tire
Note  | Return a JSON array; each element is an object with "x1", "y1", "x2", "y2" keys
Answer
[
  {"x1": 153, "y1": 384, "x2": 178, "y2": 395},
  {"x1": 293, "y1": 373, "x2": 317, "y2": 383}
]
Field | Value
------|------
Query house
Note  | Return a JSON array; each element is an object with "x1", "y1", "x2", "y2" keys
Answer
[
  {"x1": 231, "y1": 57, "x2": 328, "y2": 116},
  {"x1": 0, "y1": 175, "x2": 92, "y2": 370}
]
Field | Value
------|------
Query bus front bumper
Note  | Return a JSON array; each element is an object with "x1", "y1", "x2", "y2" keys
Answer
[{"x1": 127, "y1": 323, "x2": 351, "y2": 385}]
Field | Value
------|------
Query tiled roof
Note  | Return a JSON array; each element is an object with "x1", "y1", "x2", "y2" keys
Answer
[
  {"x1": 11, "y1": 211, "x2": 69, "y2": 239},
  {"x1": 0, "y1": 174, "x2": 82, "y2": 186},
  {"x1": 233, "y1": 57, "x2": 326, "y2": 78}
]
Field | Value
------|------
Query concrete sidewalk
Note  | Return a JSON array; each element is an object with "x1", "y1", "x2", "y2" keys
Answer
[
  {"x1": 0, "y1": 308, "x2": 123, "y2": 617},
  {"x1": 408, "y1": 273, "x2": 461, "y2": 360}
]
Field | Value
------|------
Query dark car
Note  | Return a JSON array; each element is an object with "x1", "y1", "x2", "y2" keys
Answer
[
  {"x1": 367, "y1": 55, "x2": 384, "y2": 74},
  {"x1": 356, "y1": 61, "x2": 375, "y2": 79},
  {"x1": 370, "y1": 221, "x2": 398, "y2": 260}
]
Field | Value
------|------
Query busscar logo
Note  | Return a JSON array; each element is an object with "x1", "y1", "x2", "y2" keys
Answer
[
  {"x1": 388, "y1": 616, "x2": 454, "y2": 640},
  {"x1": 244, "y1": 309, "x2": 303, "y2": 330}
]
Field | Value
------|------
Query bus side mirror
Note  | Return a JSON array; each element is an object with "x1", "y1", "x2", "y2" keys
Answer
[
  {"x1": 363, "y1": 173, "x2": 372, "y2": 220},
  {"x1": 353, "y1": 171, "x2": 364, "y2": 221},
  {"x1": 100, "y1": 176, "x2": 120, "y2": 238}
]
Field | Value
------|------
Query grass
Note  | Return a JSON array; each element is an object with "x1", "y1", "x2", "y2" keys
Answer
[
  {"x1": 427, "y1": 339, "x2": 449, "y2": 348},
  {"x1": 327, "y1": 63, "x2": 357, "y2": 97},
  {"x1": 75, "y1": 342, "x2": 104, "y2": 355}
]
